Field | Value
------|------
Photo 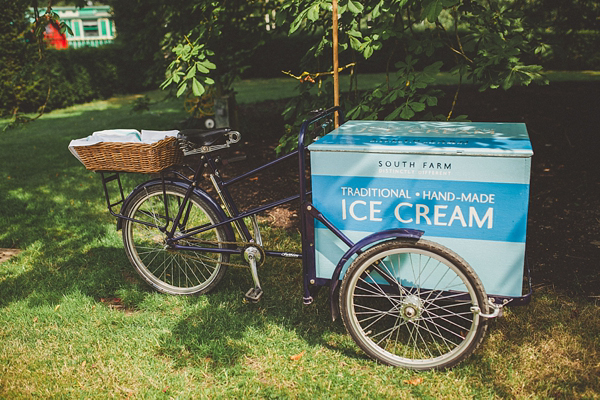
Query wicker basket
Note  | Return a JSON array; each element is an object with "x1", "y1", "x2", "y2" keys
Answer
[{"x1": 74, "y1": 136, "x2": 183, "y2": 173}]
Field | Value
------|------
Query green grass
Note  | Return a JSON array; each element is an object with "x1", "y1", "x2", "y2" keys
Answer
[
  {"x1": 1, "y1": 86, "x2": 599, "y2": 398},
  {"x1": 233, "y1": 70, "x2": 600, "y2": 103}
]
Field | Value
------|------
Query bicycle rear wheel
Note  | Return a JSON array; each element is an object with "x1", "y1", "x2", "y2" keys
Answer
[
  {"x1": 122, "y1": 183, "x2": 230, "y2": 295},
  {"x1": 340, "y1": 239, "x2": 488, "y2": 370}
]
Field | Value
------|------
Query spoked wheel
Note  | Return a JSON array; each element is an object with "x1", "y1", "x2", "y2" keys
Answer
[
  {"x1": 122, "y1": 183, "x2": 230, "y2": 295},
  {"x1": 340, "y1": 239, "x2": 489, "y2": 370}
]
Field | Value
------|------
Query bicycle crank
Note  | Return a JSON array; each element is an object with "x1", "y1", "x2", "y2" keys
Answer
[{"x1": 244, "y1": 246, "x2": 263, "y2": 303}]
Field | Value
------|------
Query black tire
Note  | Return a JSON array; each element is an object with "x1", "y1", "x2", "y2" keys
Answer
[
  {"x1": 122, "y1": 183, "x2": 229, "y2": 295},
  {"x1": 340, "y1": 238, "x2": 489, "y2": 370}
]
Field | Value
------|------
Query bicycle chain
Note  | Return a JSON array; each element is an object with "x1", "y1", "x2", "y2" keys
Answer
[{"x1": 175, "y1": 239, "x2": 265, "y2": 269}]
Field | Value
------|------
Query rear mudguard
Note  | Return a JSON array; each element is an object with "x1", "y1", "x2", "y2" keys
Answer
[
  {"x1": 329, "y1": 228, "x2": 424, "y2": 320},
  {"x1": 116, "y1": 178, "x2": 236, "y2": 243}
]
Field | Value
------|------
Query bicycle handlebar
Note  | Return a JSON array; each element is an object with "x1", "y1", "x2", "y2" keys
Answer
[
  {"x1": 298, "y1": 106, "x2": 344, "y2": 150},
  {"x1": 297, "y1": 106, "x2": 344, "y2": 205},
  {"x1": 301, "y1": 106, "x2": 343, "y2": 131}
]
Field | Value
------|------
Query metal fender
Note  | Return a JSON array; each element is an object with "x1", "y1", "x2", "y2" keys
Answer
[
  {"x1": 329, "y1": 228, "x2": 424, "y2": 320},
  {"x1": 116, "y1": 179, "x2": 235, "y2": 243}
]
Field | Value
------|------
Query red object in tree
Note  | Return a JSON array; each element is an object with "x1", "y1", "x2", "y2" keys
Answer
[{"x1": 44, "y1": 22, "x2": 68, "y2": 49}]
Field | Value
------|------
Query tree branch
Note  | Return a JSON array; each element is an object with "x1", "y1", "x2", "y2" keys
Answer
[
  {"x1": 447, "y1": 73, "x2": 462, "y2": 120},
  {"x1": 435, "y1": 20, "x2": 474, "y2": 64},
  {"x1": 452, "y1": 7, "x2": 470, "y2": 63}
]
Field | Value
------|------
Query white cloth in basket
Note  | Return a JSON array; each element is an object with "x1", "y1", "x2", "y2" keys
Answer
[{"x1": 68, "y1": 129, "x2": 179, "y2": 163}]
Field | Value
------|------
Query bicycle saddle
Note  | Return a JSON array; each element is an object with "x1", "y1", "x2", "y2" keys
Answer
[{"x1": 178, "y1": 128, "x2": 232, "y2": 146}]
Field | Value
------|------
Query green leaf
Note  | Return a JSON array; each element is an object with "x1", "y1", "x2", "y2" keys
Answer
[
  {"x1": 348, "y1": 0, "x2": 364, "y2": 14},
  {"x1": 400, "y1": 105, "x2": 415, "y2": 119},
  {"x1": 197, "y1": 63, "x2": 210, "y2": 74},
  {"x1": 502, "y1": 73, "x2": 515, "y2": 90},
  {"x1": 382, "y1": 89, "x2": 399, "y2": 104},
  {"x1": 385, "y1": 107, "x2": 403, "y2": 120},
  {"x1": 347, "y1": 105, "x2": 362, "y2": 119},
  {"x1": 176, "y1": 82, "x2": 187, "y2": 98},
  {"x1": 426, "y1": 96, "x2": 438, "y2": 106},
  {"x1": 347, "y1": 29, "x2": 362, "y2": 39},
  {"x1": 159, "y1": 77, "x2": 172, "y2": 90},
  {"x1": 192, "y1": 78, "x2": 205, "y2": 97},
  {"x1": 307, "y1": 4, "x2": 320, "y2": 21},
  {"x1": 290, "y1": 8, "x2": 309, "y2": 33},
  {"x1": 423, "y1": 61, "x2": 443, "y2": 75},
  {"x1": 410, "y1": 101, "x2": 426, "y2": 112},
  {"x1": 349, "y1": 36, "x2": 362, "y2": 50},
  {"x1": 406, "y1": 55, "x2": 418, "y2": 68},
  {"x1": 422, "y1": 0, "x2": 443, "y2": 23},
  {"x1": 185, "y1": 65, "x2": 197, "y2": 80},
  {"x1": 372, "y1": 3, "x2": 381, "y2": 18},
  {"x1": 59, "y1": 22, "x2": 73, "y2": 36}
]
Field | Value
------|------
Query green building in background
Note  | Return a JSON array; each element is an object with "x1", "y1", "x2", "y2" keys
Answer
[{"x1": 30, "y1": 5, "x2": 116, "y2": 49}]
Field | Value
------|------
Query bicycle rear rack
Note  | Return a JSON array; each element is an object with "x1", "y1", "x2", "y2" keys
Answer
[
  {"x1": 99, "y1": 171, "x2": 174, "y2": 230},
  {"x1": 100, "y1": 172, "x2": 125, "y2": 218}
]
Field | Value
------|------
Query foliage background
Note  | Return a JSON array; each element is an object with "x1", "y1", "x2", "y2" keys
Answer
[
  {"x1": 2, "y1": 0, "x2": 599, "y2": 118},
  {"x1": 0, "y1": 45, "x2": 153, "y2": 117},
  {"x1": 0, "y1": 0, "x2": 150, "y2": 117}
]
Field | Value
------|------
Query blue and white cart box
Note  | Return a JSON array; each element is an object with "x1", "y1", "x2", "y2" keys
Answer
[{"x1": 308, "y1": 120, "x2": 533, "y2": 297}]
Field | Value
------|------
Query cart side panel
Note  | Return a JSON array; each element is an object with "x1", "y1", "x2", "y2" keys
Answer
[{"x1": 309, "y1": 121, "x2": 533, "y2": 298}]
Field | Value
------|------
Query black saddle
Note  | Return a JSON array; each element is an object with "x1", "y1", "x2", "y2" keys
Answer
[{"x1": 178, "y1": 128, "x2": 231, "y2": 147}]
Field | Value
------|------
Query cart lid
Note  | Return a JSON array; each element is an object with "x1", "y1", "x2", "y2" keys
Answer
[{"x1": 308, "y1": 120, "x2": 533, "y2": 157}]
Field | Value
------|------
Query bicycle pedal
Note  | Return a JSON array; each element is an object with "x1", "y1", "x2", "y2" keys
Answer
[{"x1": 244, "y1": 287, "x2": 263, "y2": 303}]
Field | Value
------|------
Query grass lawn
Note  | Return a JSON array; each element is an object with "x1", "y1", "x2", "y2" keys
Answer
[
  {"x1": 233, "y1": 70, "x2": 600, "y2": 103},
  {"x1": 1, "y1": 78, "x2": 599, "y2": 398}
]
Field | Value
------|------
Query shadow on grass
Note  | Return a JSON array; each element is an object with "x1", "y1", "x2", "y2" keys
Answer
[
  {"x1": 154, "y1": 256, "x2": 367, "y2": 369},
  {"x1": 0, "y1": 96, "x2": 356, "y2": 372},
  {"x1": 0, "y1": 97, "x2": 188, "y2": 306},
  {"x1": 0, "y1": 245, "x2": 136, "y2": 308}
]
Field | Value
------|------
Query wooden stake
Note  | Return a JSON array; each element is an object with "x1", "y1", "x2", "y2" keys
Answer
[{"x1": 332, "y1": 0, "x2": 340, "y2": 128}]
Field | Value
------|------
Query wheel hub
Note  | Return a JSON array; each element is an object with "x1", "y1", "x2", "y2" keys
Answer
[
  {"x1": 401, "y1": 294, "x2": 423, "y2": 321},
  {"x1": 152, "y1": 233, "x2": 176, "y2": 251}
]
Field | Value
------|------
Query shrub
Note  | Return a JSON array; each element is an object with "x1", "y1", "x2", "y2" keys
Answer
[{"x1": 0, "y1": 44, "x2": 151, "y2": 116}]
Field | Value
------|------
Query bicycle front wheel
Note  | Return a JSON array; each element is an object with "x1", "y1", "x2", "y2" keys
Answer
[
  {"x1": 340, "y1": 239, "x2": 489, "y2": 370},
  {"x1": 122, "y1": 183, "x2": 230, "y2": 295}
]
